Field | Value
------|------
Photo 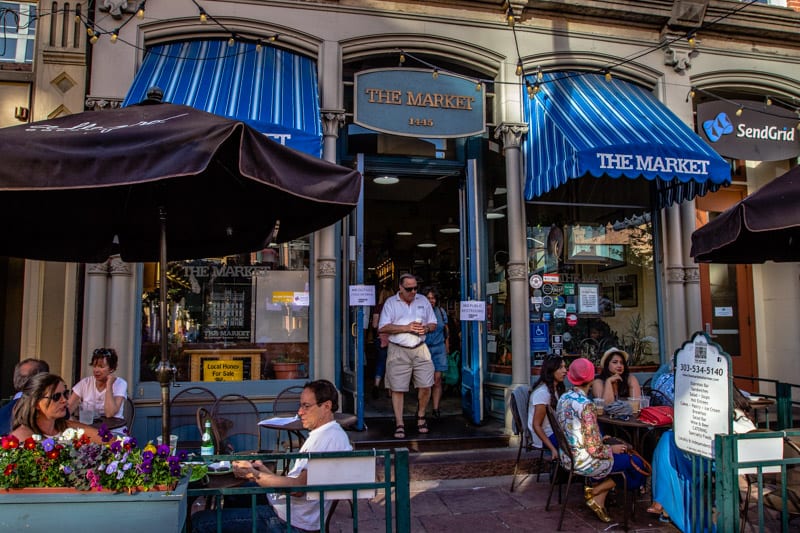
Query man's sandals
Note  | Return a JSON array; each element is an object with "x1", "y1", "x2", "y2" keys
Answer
[
  {"x1": 417, "y1": 416, "x2": 429, "y2": 434},
  {"x1": 394, "y1": 425, "x2": 405, "y2": 439}
]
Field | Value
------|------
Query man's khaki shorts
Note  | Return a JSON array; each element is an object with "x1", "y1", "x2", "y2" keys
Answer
[{"x1": 384, "y1": 342, "x2": 435, "y2": 392}]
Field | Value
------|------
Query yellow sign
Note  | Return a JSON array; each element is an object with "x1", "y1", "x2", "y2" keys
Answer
[
  {"x1": 203, "y1": 360, "x2": 243, "y2": 381},
  {"x1": 272, "y1": 291, "x2": 294, "y2": 304}
]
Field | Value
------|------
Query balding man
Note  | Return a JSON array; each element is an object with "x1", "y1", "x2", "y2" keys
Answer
[{"x1": 0, "y1": 358, "x2": 50, "y2": 434}]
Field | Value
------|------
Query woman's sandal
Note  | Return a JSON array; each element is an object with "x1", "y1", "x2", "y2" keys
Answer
[
  {"x1": 646, "y1": 503, "x2": 670, "y2": 522},
  {"x1": 585, "y1": 497, "x2": 612, "y2": 523},
  {"x1": 417, "y1": 417, "x2": 429, "y2": 434},
  {"x1": 393, "y1": 425, "x2": 405, "y2": 439}
]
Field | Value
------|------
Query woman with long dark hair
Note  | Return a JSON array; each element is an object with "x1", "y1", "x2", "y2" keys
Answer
[
  {"x1": 528, "y1": 355, "x2": 567, "y2": 457},
  {"x1": 592, "y1": 348, "x2": 641, "y2": 404}
]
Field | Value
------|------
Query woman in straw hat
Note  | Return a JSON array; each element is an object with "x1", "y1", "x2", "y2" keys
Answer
[
  {"x1": 556, "y1": 358, "x2": 647, "y2": 524},
  {"x1": 592, "y1": 348, "x2": 641, "y2": 405}
]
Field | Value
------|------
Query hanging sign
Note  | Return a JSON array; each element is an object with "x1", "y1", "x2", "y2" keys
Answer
[
  {"x1": 697, "y1": 100, "x2": 799, "y2": 161},
  {"x1": 354, "y1": 68, "x2": 486, "y2": 138},
  {"x1": 674, "y1": 331, "x2": 732, "y2": 459}
]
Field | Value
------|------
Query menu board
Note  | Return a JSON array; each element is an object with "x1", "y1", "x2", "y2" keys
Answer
[{"x1": 674, "y1": 332, "x2": 731, "y2": 459}]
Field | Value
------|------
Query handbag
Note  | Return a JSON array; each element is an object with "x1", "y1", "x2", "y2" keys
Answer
[
  {"x1": 603, "y1": 436, "x2": 652, "y2": 477},
  {"x1": 638, "y1": 405, "x2": 674, "y2": 426},
  {"x1": 604, "y1": 399, "x2": 633, "y2": 419}
]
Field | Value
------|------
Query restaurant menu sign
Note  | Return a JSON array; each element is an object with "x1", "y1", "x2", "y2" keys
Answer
[
  {"x1": 697, "y1": 100, "x2": 799, "y2": 161},
  {"x1": 674, "y1": 332, "x2": 732, "y2": 459},
  {"x1": 354, "y1": 68, "x2": 486, "y2": 138}
]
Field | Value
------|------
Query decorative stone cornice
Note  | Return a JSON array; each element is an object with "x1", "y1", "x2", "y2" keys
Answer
[
  {"x1": 506, "y1": 261, "x2": 528, "y2": 281},
  {"x1": 320, "y1": 110, "x2": 346, "y2": 137},
  {"x1": 666, "y1": 265, "x2": 685, "y2": 283},
  {"x1": 85, "y1": 96, "x2": 123, "y2": 111},
  {"x1": 108, "y1": 256, "x2": 132, "y2": 276},
  {"x1": 684, "y1": 266, "x2": 700, "y2": 284},
  {"x1": 86, "y1": 261, "x2": 111, "y2": 275},
  {"x1": 316, "y1": 257, "x2": 336, "y2": 278},
  {"x1": 493, "y1": 122, "x2": 529, "y2": 150}
]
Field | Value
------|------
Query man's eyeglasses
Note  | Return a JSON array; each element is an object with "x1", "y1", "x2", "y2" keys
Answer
[
  {"x1": 298, "y1": 402, "x2": 322, "y2": 411},
  {"x1": 43, "y1": 390, "x2": 70, "y2": 402},
  {"x1": 402, "y1": 286, "x2": 418, "y2": 292}
]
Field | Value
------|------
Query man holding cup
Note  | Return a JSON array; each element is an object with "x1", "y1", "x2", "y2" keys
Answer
[{"x1": 379, "y1": 273, "x2": 437, "y2": 439}]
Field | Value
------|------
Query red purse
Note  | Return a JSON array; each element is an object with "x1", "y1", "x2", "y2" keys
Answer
[{"x1": 638, "y1": 405, "x2": 674, "y2": 426}]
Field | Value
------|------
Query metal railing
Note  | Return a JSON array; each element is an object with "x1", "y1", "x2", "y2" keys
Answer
[{"x1": 184, "y1": 448, "x2": 410, "y2": 533}]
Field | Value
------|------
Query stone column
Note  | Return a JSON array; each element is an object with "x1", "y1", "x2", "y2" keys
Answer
[
  {"x1": 83, "y1": 261, "x2": 110, "y2": 363},
  {"x1": 680, "y1": 200, "x2": 702, "y2": 335},
  {"x1": 664, "y1": 205, "x2": 687, "y2": 352},
  {"x1": 494, "y1": 123, "x2": 530, "y2": 393},
  {"x1": 107, "y1": 256, "x2": 135, "y2": 387},
  {"x1": 315, "y1": 110, "x2": 346, "y2": 382}
]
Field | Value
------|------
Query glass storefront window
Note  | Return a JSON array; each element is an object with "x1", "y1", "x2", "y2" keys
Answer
[
  {"x1": 139, "y1": 239, "x2": 311, "y2": 383},
  {"x1": 524, "y1": 177, "x2": 660, "y2": 368}
]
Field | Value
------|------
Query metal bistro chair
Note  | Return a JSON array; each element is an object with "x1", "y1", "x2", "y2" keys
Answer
[
  {"x1": 545, "y1": 405, "x2": 629, "y2": 531},
  {"x1": 509, "y1": 384, "x2": 547, "y2": 492},
  {"x1": 264, "y1": 385, "x2": 305, "y2": 452},
  {"x1": 122, "y1": 397, "x2": 136, "y2": 430},
  {"x1": 168, "y1": 386, "x2": 217, "y2": 453},
  {"x1": 211, "y1": 393, "x2": 262, "y2": 453}
]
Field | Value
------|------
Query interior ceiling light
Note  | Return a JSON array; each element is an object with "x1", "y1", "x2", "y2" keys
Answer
[
  {"x1": 396, "y1": 231, "x2": 413, "y2": 236},
  {"x1": 417, "y1": 240, "x2": 437, "y2": 248},
  {"x1": 439, "y1": 218, "x2": 460, "y2": 234},
  {"x1": 373, "y1": 175, "x2": 399, "y2": 185}
]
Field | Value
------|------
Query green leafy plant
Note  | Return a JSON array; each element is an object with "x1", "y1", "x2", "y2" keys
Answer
[
  {"x1": 1, "y1": 426, "x2": 188, "y2": 492},
  {"x1": 621, "y1": 314, "x2": 658, "y2": 366}
]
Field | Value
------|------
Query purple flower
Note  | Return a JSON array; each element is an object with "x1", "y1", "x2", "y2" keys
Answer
[
  {"x1": 110, "y1": 440, "x2": 122, "y2": 453},
  {"x1": 41, "y1": 438, "x2": 55, "y2": 452},
  {"x1": 142, "y1": 450, "x2": 154, "y2": 462},
  {"x1": 139, "y1": 462, "x2": 152, "y2": 474},
  {"x1": 156, "y1": 444, "x2": 170, "y2": 457},
  {"x1": 62, "y1": 465, "x2": 73, "y2": 475},
  {"x1": 105, "y1": 461, "x2": 118, "y2": 475}
]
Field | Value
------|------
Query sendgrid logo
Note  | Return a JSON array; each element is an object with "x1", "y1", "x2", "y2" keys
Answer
[{"x1": 703, "y1": 112, "x2": 733, "y2": 142}]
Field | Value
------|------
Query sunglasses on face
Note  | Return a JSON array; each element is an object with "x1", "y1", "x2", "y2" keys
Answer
[
  {"x1": 43, "y1": 389, "x2": 70, "y2": 402},
  {"x1": 402, "y1": 286, "x2": 418, "y2": 292},
  {"x1": 93, "y1": 348, "x2": 112, "y2": 357}
]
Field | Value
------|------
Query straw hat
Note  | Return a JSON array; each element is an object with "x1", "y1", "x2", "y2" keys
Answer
[
  {"x1": 600, "y1": 348, "x2": 630, "y2": 369},
  {"x1": 567, "y1": 357, "x2": 596, "y2": 386}
]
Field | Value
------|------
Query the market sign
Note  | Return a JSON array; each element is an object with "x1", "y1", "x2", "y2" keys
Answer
[
  {"x1": 354, "y1": 68, "x2": 486, "y2": 138},
  {"x1": 697, "y1": 100, "x2": 799, "y2": 161}
]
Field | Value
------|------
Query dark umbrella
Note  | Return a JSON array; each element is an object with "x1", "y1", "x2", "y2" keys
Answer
[
  {"x1": 691, "y1": 165, "x2": 800, "y2": 263},
  {"x1": 0, "y1": 101, "x2": 361, "y2": 441}
]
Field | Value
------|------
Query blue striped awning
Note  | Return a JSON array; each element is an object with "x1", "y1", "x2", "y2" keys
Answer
[
  {"x1": 522, "y1": 72, "x2": 731, "y2": 207},
  {"x1": 123, "y1": 40, "x2": 322, "y2": 156}
]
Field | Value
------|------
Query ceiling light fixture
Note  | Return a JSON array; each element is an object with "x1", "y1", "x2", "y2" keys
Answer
[
  {"x1": 486, "y1": 198, "x2": 506, "y2": 220},
  {"x1": 396, "y1": 231, "x2": 413, "y2": 236},
  {"x1": 439, "y1": 218, "x2": 460, "y2": 234},
  {"x1": 417, "y1": 240, "x2": 437, "y2": 248},
  {"x1": 373, "y1": 175, "x2": 399, "y2": 185}
]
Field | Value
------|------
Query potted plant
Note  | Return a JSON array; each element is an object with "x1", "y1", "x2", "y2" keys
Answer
[
  {"x1": 0, "y1": 426, "x2": 191, "y2": 529},
  {"x1": 271, "y1": 356, "x2": 305, "y2": 379},
  {"x1": 621, "y1": 314, "x2": 659, "y2": 369}
]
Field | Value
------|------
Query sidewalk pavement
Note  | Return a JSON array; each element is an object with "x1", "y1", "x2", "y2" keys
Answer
[{"x1": 328, "y1": 473, "x2": 682, "y2": 532}]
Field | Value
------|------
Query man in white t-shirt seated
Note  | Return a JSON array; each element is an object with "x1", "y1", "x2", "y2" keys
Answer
[{"x1": 192, "y1": 379, "x2": 352, "y2": 533}]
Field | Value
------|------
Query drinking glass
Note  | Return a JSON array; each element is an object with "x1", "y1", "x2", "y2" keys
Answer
[
  {"x1": 78, "y1": 403, "x2": 94, "y2": 425},
  {"x1": 157, "y1": 434, "x2": 179, "y2": 455},
  {"x1": 593, "y1": 398, "x2": 605, "y2": 415}
]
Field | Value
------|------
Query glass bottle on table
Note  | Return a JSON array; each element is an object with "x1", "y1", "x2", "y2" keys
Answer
[{"x1": 200, "y1": 420, "x2": 215, "y2": 457}]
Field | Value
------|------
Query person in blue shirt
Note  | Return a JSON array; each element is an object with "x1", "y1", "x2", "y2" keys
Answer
[
  {"x1": 0, "y1": 358, "x2": 49, "y2": 435},
  {"x1": 423, "y1": 287, "x2": 449, "y2": 419}
]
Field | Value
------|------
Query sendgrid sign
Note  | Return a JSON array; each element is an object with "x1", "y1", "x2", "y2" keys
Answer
[{"x1": 697, "y1": 100, "x2": 799, "y2": 161}]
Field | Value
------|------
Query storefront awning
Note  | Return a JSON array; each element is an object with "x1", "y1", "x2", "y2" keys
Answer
[
  {"x1": 123, "y1": 40, "x2": 322, "y2": 156},
  {"x1": 522, "y1": 72, "x2": 731, "y2": 207}
]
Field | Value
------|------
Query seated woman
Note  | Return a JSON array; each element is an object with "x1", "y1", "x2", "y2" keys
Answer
[
  {"x1": 556, "y1": 358, "x2": 648, "y2": 524},
  {"x1": 648, "y1": 387, "x2": 756, "y2": 531},
  {"x1": 592, "y1": 348, "x2": 641, "y2": 404},
  {"x1": 527, "y1": 355, "x2": 567, "y2": 457},
  {"x1": 68, "y1": 347, "x2": 127, "y2": 421},
  {"x1": 11, "y1": 372, "x2": 102, "y2": 443}
]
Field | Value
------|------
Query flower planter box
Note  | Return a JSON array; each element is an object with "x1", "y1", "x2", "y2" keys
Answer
[{"x1": 0, "y1": 475, "x2": 188, "y2": 530}]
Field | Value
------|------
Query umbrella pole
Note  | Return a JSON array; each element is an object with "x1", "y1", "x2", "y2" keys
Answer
[{"x1": 155, "y1": 206, "x2": 174, "y2": 446}]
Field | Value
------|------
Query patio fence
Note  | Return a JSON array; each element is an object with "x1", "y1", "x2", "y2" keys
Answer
[{"x1": 184, "y1": 448, "x2": 411, "y2": 533}]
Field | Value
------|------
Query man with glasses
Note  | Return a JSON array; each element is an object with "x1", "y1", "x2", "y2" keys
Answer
[
  {"x1": 378, "y1": 273, "x2": 437, "y2": 439},
  {"x1": 192, "y1": 380, "x2": 352, "y2": 533}
]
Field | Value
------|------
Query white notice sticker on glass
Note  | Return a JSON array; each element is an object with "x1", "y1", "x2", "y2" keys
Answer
[
  {"x1": 460, "y1": 300, "x2": 486, "y2": 321},
  {"x1": 714, "y1": 306, "x2": 734, "y2": 317},
  {"x1": 349, "y1": 285, "x2": 376, "y2": 306}
]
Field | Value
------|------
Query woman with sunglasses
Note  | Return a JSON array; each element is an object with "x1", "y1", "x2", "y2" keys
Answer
[
  {"x1": 68, "y1": 347, "x2": 127, "y2": 422},
  {"x1": 11, "y1": 372, "x2": 101, "y2": 442}
]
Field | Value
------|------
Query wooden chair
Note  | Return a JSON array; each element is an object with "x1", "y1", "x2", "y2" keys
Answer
[
  {"x1": 545, "y1": 405, "x2": 629, "y2": 531},
  {"x1": 168, "y1": 386, "x2": 217, "y2": 452},
  {"x1": 509, "y1": 384, "x2": 547, "y2": 491}
]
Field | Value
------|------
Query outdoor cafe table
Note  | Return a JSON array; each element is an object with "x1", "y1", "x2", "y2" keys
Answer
[
  {"x1": 598, "y1": 414, "x2": 671, "y2": 458},
  {"x1": 91, "y1": 416, "x2": 126, "y2": 430}
]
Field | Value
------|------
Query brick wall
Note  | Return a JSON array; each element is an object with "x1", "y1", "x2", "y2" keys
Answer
[{"x1": 789, "y1": 0, "x2": 800, "y2": 12}]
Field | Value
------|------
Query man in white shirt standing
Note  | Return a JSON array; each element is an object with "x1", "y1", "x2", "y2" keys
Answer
[
  {"x1": 378, "y1": 273, "x2": 437, "y2": 439},
  {"x1": 191, "y1": 379, "x2": 352, "y2": 533}
]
